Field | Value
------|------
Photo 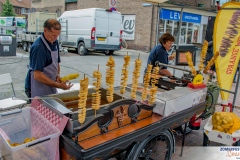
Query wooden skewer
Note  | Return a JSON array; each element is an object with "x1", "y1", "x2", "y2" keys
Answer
[
  {"x1": 98, "y1": 64, "x2": 100, "y2": 72},
  {"x1": 127, "y1": 52, "x2": 128, "y2": 56},
  {"x1": 138, "y1": 53, "x2": 140, "y2": 59}
]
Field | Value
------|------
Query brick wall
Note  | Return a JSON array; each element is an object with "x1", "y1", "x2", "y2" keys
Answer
[
  {"x1": 32, "y1": 0, "x2": 65, "y2": 16},
  {"x1": 168, "y1": 0, "x2": 212, "y2": 7},
  {"x1": 78, "y1": 0, "x2": 155, "y2": 52},
  {"x1": 65, "y1": 2, "x2": 77, "y2": 11}
]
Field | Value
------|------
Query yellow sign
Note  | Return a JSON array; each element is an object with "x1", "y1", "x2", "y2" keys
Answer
[{"x1": 214, "y1": 2, "x2": 240, "y2": 101}]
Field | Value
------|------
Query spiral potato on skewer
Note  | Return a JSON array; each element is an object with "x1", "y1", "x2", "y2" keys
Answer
[
  {"x1": 185, "y1": 52, "x2": 197, "y2": 76},
  {"x1": 142, "y1": 64, "x2": 153, "y2": 101},
  {"x1": 92, "y1": 70, "x2": 102, "y2": 112},
  {"x1": 120, "y1": 54, "x2": 131, "y2": 94},
  {"x1": 203, "y1": 51, "x2": 219, "y2": 74},
  {"x1": 148, "y1": 66, "x2": 159, "y2": 105},
  {"x1": 198, "y1": 40, "x2": 208, "y2": 71},
  {"x1": 130, "y1": 58, "x2": 142, "y2": 99},
  {"x1": 78, "y1": 77, "x2": 89, "y2": 124},
  {"x1": 106, "y1": 56, "x2": 115, "y2": 102}
]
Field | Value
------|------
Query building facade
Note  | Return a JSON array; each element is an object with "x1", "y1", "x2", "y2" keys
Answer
[
  {"x1": 31, "y1": 0, "x2": 65, "y2": 17},
  {"x1": 31, "y1": 0, "x2": 218, "y2": 52},
  {"x1": 0, "y1": 0, "x2": 31, "y2": 16}
]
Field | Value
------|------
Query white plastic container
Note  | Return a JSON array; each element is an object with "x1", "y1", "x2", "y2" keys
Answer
[
  {"x1": 0, "y1": 107, "x2": 60, "y2": 160},
  {"x1": 204, "y1": 115, "x2": 240, "y2": 146}
]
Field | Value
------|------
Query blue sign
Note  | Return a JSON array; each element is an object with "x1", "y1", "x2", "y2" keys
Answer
[{"x1": 160, "y1": 9, "x2": 201, "y2": 24}]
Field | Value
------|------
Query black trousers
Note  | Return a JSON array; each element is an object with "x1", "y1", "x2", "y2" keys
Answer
[{"x1": 25, "y1": 88, "x2": 31, "y2": 103}]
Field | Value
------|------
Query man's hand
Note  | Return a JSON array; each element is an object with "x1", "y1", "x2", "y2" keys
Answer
[
  {"x1": 57, "y1": 81, "x2": 73, "y2": 90},
  {"x1": 56, "y1": 75, "x2": 61, "y2": 83}
]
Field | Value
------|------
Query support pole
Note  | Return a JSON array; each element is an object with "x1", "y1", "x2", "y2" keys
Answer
[
  {"x1": 174, "y1": 7, "x2": 183, "y2": 76},
  {"x1": 156, "y1": 5, "x2": 161, "y2": 46}
]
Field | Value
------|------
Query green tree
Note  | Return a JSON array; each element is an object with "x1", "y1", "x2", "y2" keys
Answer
[{"x1": 1, "y1": 0, "x2": 16, "y2": 16}]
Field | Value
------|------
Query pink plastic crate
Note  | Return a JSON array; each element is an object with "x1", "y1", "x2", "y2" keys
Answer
[{"x1": 0, "y1": 107, "x2": 60, "y2": 160}]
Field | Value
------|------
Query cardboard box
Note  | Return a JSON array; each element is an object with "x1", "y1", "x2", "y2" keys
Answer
[
  {"x1": 204, "y1": 116, "x2": 240, "y2": 145},
  {"x1": 153, "y1": 87, "x2": 207, "y2": 117}
]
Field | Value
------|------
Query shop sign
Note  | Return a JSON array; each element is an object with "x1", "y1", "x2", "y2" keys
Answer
[
  {"x1": 121, "y1": 15, "x2": 136, "y2": 40},
  {"x1": 160, "y1": 8, "x2": 201, "y2": 24}
]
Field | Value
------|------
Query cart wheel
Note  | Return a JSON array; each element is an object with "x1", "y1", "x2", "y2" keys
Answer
[
  {"x1": 132, "y1": 130, "x2": 173, "y2": 160},
  {"x1": 203, "y1": 133, "x2": 210, "y2": 146}
]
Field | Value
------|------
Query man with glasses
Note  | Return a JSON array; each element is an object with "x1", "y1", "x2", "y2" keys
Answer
[
  {"x1": 25, "y1": 19, "x2": 73, "y2": 99},
  {"x1": 145, "y1": 33, "x2": 175, "y2": 77}
]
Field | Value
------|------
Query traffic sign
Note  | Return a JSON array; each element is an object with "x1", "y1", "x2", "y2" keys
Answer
[{"x1": 109, "y1": 0, "x2": 117, "y2": 8}]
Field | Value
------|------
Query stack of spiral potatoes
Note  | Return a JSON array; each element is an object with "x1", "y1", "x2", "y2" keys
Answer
[
  {"x1": 92, "y1": 69, "x2": 102, "y2": 113},
  {"x1": 106, "y1": 56, "x2": 115, "y2": 102},
  {"x1": 120, "y1": 54, "x2": 131, "y2": 94},
  {"x1": 142, "y1": 64, "x2": 153, "y2": 101},
  {"x1": 78, "y1": 76, "x2": 88, "y2": 124},
  {"x1": 130, "y1": 57, "x2": 142, "y2": 99}
]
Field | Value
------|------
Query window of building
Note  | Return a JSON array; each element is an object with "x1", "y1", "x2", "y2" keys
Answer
[
  {"x1": 21, "y1": 8, "x2": 26, "y2": 14},
  {"x1": 56, "y1": 9, "x2": 61, "y2": 17}
]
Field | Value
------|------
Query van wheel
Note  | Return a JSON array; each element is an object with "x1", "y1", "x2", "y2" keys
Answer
[
  {"x1": 27, "y1": 42, "x2": 32, "y2": 53},
  {"x1": 23, "y1": 41, "x2": 27, "y2": 51},
  {"x1": 105, "y1": 50, "x2": 114, "y2": 55},
  {"x1": 77, "y1": 42, "x2": 87, "y2": 55}
]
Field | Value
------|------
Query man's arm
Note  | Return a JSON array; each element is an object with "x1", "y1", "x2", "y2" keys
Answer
[
  {"x1": 159, "y1": 69, "x2": 173, "y2": 77},
  {"x1": 33, "y1": 70, "x2": 72, "y2": 90},
  {"x1": 56, "y1": 63, "x2": 61, "y2": 82}
]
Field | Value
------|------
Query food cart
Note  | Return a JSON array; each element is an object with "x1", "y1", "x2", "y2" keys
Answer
[{"x1": 0, "y1": 38, "x2": 213, "y2": 160}]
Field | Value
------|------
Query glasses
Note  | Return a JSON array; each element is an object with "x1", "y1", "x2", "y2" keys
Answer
[{"x1": 166, "y1": 42, "x2": 174, "y2": 46}]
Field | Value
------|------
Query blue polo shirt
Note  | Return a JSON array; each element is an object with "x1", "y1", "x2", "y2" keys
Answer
[
  {"x1": 146, "y1": 44, "x2": 168, "y2": 70},
  {"x1": 25, "y1": 34, "x2": 60, "y2": 89}
]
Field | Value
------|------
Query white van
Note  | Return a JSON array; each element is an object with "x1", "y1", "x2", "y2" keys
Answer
[{"x1": 59, "y1": 8, "x2": 122, "y2": 55}]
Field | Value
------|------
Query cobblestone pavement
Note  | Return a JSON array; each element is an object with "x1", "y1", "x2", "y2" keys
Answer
[{"x1": 0, "y1": 48, "x2": 239, "y2": 159}]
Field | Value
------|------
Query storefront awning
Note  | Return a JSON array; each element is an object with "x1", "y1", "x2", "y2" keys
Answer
[
  {"x1": 144, "y1": 1, "x2": 217, "y2": 17},
  {"x1": 144, "y1": 0, "x2": 168, "y2": 4}
]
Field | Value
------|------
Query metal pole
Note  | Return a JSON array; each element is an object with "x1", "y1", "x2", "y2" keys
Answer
[
  {"x1": 156, "y1": 62, "x2": 192, "y2": 73},
  {"x1": 176, "y1": 7, "x2": 183, "y2": 50},
  {"x1": 174, "y1": 7, "x2": 183, "y2": 76},
  {"x1": 156, "y1": 5, "x2": 161, "y2": 46},
  {"x1": 232, "y1": 66, "x2": 240, "y2": 110}
]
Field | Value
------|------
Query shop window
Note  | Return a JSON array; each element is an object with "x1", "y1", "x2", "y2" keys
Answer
[
  {"x1": 192, "y1": 25, "x2": 199, "y2": 43},
  {"x1": 159, "y1": 19, "x2": 165, "y2": 38},
  {"x1": 21, "y1": 8, "x2": 26, "y2": 14},
  {"x1": 187, "y1": 23, "x2": 193, "y2": 44},
  {"x1": 173, "y1": 21, "x2": 179, "y2": 42},
  {"x1": 165, "y1": 20, "x2": 172, "y2": 35}
]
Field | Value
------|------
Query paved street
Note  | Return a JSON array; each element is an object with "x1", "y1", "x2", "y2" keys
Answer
[{"x1": 0, "y1": 48, "x2": 240, "y2": 159}]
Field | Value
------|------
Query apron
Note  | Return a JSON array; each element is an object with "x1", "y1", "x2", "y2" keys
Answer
[{"x1": 30, "y1": 35, "x2": 58, "y2": 98}]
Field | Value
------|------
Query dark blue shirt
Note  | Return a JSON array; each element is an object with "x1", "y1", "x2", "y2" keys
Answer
[
  {"x1": 146, "y1": 44, "x2": 168, "y2": 70},
  {"x1": 25, "y1": 34, "x2": 60, "y2": 89}
]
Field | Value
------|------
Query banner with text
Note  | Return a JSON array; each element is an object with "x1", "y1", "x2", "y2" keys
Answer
[
  {"x1": 214, "y1": 2, "x2": 240, "y2": 101},
  {"x1": 121, "y1": 15, "x2": 136, "y2": 40}
]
